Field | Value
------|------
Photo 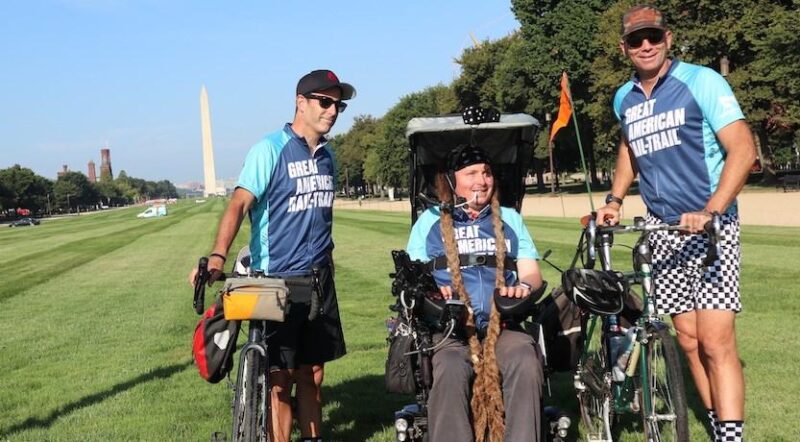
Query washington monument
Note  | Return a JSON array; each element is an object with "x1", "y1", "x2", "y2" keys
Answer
[{"x1": 200, "y1": 85, "x2": 218, "y2": 197}]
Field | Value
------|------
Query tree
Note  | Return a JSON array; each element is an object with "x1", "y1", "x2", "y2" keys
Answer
[
  {"x1": 715, "y1": 1, "x2": 800, "y2": 177},
  {"x1": 454, "y1": 35, "x2": 520, "y2": 110},
  {"x1": 332, "y1": 115, "x2": 382, "y2": 196},
  {"x1": 0, "y1": 180, "x2": 12, "y2": 211},
  {"x1": 154, "y1": 180, "x2": 178, "y2": 198},
  {"x1": 54, "y1": 172, "x2": 96, "y2": 212},
  {"x1": 450, "y1": 0, "x2": 616, "y2": 185},
  {"x1": 374, "y1": 85, "x2": 459, "y2": 189},
  {"x1": 94, "y1": 179, "x2": 120, "y2": 206},
  {"x1": 0, "y1": 165, "x2": 53, "y2": 214}
]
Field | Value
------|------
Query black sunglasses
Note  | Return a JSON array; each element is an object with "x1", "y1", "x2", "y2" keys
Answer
[
  {"x1": 626, "y1": 29, "x2": 666, "y2": 49},
  {"x1": 304, "y1": 94, "x2": 347, "y2": 113}
]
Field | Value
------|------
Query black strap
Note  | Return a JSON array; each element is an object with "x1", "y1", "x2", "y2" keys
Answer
[{"x1": 429, "y1": 254, "x2": 517, "y2": 271}]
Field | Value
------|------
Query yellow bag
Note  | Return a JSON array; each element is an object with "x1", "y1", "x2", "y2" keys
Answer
[{"x1": 221, "y1": 277, "x2": 289, "y2": 321}]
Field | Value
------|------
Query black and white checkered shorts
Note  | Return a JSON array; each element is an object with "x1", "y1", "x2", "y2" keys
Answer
[{"x1": 648, "y1": 212, "x2": 742, "y2": 315}]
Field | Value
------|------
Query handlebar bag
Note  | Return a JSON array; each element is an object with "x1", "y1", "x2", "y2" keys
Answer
[
  {"x1": 221, "y1": 277, "x2": 289, "y2": 321},
  {"x1": 193, "y1": 301, "x2": 241, "y2": 383}
]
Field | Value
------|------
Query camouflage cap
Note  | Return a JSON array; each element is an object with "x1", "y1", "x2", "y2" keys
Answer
[{"x1": 621, "y1": 5, "x2": 667, "y2": 37}]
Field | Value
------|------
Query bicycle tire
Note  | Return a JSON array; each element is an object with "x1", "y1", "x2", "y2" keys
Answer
[
  {"x1": 232, "y1": 348, "x2": 269, "y2": 442},
  {"x1": 639, "y1": 324, "x2": 689, "y2": 442},
  {"x1": 577, "y1": 328, "x2": 614, "y2": 441}
]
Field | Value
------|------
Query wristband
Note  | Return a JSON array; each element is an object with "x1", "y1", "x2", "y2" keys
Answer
[
  {"x1": 209, "y1": 252, "x2": 227, "y2": 262},
  {"x1": 605, "y1": 194, "x2": 624, "y2": 206}
]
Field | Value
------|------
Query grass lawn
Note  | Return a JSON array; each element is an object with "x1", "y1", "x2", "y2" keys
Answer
[{"x1": 0, "y1": 200, "x2": 797, "y2": 441}]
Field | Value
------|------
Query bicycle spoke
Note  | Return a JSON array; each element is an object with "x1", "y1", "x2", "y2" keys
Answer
[
  {"x1": 639, "y1": 325, "x2": 689, "y2": 442},
  {"x1": 577, "y1": 342, "x2": 615, "y2": 442}
]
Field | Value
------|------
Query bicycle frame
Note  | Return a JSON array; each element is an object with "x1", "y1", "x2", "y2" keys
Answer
[
  {"x1": 574, "y1": 214, "x2": 720, "y2": 440},
  {"x1": 194, "y1": 254, "x2": 326, "y2": 442},
  {"x1": 584, "y1": 217, "x2": 664, "y2": 416}
]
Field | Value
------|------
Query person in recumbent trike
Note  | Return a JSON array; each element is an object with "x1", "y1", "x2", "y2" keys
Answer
[{"x1": 393, "y1": 138, "x2": 549, "y2": 442}]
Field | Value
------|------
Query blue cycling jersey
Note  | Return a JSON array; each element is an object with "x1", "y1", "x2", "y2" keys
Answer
[
  {"x1": 407, "y1": 206, "x2": 539, "y2": 329},
  {"x1": 613, "y1": 59, "x2": 745, "y2": 223},
  {"x1": 237, "y1": 123, "x2": 336, "y2": 276}
]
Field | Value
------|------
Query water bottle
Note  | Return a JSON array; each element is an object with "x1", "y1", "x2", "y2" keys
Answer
[
  {"x1": 613, "y1": 327, "x2": 637, "y2": 382},
  {"x1": 607, "y1": 316, "x2": 625, "y2": 369}
]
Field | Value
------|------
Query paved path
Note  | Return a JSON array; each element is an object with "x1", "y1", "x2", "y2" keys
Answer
[{"x1": 335, "y1": 191, "x2": 800, "y2": 227}]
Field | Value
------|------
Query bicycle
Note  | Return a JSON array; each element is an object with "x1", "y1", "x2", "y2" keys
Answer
[
  {"x1": 565, "y1": 212, "x2": 721, "y2": 442},
  {"x1": 193, "y1": 249, "x2": 324, "y2": 442}
]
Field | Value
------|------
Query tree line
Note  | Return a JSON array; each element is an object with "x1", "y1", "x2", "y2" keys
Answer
[
  {"x1": 331, "y1": 0, "x2": 799, "y2": 194},
  {"x1": 0, "y1": 164, "x2": 178, "y2": 216}
]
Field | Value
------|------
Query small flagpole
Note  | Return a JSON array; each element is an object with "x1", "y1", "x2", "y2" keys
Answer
[{"x1": 563, "y1": 73, "x2": 594, "y2": 211}]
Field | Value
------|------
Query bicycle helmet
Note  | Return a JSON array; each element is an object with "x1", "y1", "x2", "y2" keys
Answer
[
  {"x1": 234, "y1": 245, "x2": 251, "y2": 276},
  {"x1": 561, "y1": 268, "x2": 627, "y2": 315}
]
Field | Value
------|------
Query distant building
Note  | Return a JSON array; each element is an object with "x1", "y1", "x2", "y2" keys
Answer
[
  {"x1": 88, "y1": 160, "x2": 97, "y2": 182},
  {"x1": 176, "y1": 181, "x2": 204, "y2": 191},
  {"x1": 100, "y1": 148, "x2": 113, "y2": 181},
  {"x1": 57, "y1": 165, "x2": 69, "y2": 178}
]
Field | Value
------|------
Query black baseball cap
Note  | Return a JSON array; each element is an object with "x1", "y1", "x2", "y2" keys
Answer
[{"x1": 296, "y1": 69, "x2": 356, "y2": 100}]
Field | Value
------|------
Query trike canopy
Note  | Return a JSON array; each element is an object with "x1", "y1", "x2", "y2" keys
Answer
[{"x1": 405, "y1": 112, "x2": 540, "y2": 223}]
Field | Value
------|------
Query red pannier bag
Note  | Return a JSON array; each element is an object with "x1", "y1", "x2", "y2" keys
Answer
[{"x1": 192, "y1": 301, "x2": 241, "y2": 383}]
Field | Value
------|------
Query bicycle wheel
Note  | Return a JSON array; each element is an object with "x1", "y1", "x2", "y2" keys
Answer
[
  {"x1": 577, "y1": 334, "x2": 614, "y2": 441},
  {"x1": 639, "y1": 325, "x2": 688, "y2": 442},
  {"x1": 232, "y1": 348, "x2": 269, "y2": 442}
]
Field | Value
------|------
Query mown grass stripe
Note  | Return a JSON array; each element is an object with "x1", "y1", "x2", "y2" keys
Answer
[{"x1": 0, "y1": 201, "x2": 224, "y2": 303}]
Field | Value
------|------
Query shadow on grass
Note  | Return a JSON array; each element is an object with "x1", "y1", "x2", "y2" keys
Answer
[
  {"x1": 0, "y1": 361, "x2": 193, "y2": 438},
  {"x1": 323, "y1": 374, "x2": 410, "y2": 442}
]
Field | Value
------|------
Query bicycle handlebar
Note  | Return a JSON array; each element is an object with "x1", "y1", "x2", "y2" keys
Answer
[
  {"x1": 192, "y1": 256, "x2": 323, "y2": 320},
  {"x1": 584, "y1": 212, "x2": 723, "y2": 269},
  {"x1": 192, "y1": 258, "x2": 232, "y2": 315}
]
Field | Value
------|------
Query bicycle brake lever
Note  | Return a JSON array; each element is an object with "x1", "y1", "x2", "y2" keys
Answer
[
  {"x1": 585, "y1": 215, "x2": 597, "y2": 269},
  {"x1": 193, "y1": 257, "x2": 209, "y2": 315},
  {"x1": 702, "y1": 212, "x2": 723, "y2": 267}
]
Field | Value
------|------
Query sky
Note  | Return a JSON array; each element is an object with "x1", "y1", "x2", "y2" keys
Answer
[{"x1": 0, "y1": 0, "x2": 520, "y2": 186}]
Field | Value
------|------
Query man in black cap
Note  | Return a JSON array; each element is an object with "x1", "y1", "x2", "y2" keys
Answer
[{"x1": 190, "y1": 69, "x2": 355, "y2": 442}]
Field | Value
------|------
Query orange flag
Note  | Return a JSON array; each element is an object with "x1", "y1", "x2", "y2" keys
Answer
[{"x1": 549, "y1": 71, "x2": 572, "y2": 143}]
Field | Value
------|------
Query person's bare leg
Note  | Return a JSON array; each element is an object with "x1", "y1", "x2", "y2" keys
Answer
[
  {"x1": 270, "y1": 369, "x2": 295, "y2": 442},
  {"x1": 672, "y1": 311, "x2": 713, "y2": 408},
  {"x1": 695, "y1": 310, "x2": 744, "y2": 420},
  {"x1": 295, "y1": 364, "x2": 324, "y2": 438}
]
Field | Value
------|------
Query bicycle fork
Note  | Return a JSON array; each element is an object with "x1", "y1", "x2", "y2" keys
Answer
[{"x1": 233, "y1": 323, "x2": 271, "y2": 437}]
